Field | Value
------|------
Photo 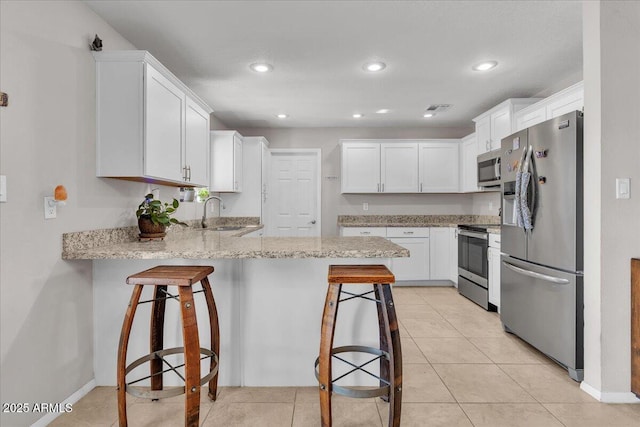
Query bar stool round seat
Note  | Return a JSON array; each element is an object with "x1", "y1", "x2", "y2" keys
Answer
[
  {"x1": 315, "y1": 264, "x2": 402, "y2": 427},
  {"x1": 117, "y1": 265, "x2": 220, "y2": 427}
]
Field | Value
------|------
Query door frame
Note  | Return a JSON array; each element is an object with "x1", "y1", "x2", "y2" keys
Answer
[{"x1": 266, "y1": 148, "x2": 322, "y2": 236}]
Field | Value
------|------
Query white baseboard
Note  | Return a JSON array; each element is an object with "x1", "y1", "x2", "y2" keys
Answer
[
  {"x1": 31, "y1": 379, "x2": 96, "y2": 427},
  {"x1": 580, "y1": 381, "x2": 640, "y2": 403}
]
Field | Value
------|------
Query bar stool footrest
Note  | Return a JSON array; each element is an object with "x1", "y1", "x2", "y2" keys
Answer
[
  {"x1": 124, "y1": 347, "x2": 218, "y2": 400},
  {"x1": 314, "y1": 345, "x2": 390, "y2": 399}
]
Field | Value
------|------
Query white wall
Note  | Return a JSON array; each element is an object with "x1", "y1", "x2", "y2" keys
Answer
[
  {"x1": 0, "y1": 2, "x2": 204, "y2": 425},
  {"x1": 582, "y1": 0, "x2": 640, "y2": 401},
  {"x1": 236, "y1": 127, "x2": 500, "y2": 235}
]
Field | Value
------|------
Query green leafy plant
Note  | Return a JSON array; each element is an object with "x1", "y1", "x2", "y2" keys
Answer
[{"x1": 136, "y1": 194, "x2": 187, "y2": 226}]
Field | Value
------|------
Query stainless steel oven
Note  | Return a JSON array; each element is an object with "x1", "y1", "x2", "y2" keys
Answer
[{"x1": 458, "y1": 225, "x2": 495, "y2": 311}]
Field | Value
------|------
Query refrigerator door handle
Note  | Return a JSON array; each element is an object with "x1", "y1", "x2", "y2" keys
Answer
[{"x1": 502, "y1": 261, "x2": 570, "y2": 285}]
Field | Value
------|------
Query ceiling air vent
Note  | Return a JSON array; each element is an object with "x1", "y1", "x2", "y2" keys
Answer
[{"x1": 425, "y1": 104, "x2": 452, "y2": 113}]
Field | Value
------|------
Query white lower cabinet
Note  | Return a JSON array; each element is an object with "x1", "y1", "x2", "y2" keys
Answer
[
  {"x1": 341, "y1": 226, "x2": 460, "y2": 283},
  {"x1": 387, "y1": 227, "x2": 430, "y2": 281},
  {"x1": 488, "y1": 233, "x2": 501, "y2": 311},
  {"x1": 428, "y1": 227, "x2": 451, "y2": 280}
]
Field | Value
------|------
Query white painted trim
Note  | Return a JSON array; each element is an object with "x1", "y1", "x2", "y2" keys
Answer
[
  {"x1": 267, "y1": 149, "x2": 322, "y2": 236},
  {"x1": 580, "y1": 381, "x2": 640, "y2": 403},
  {"x1": 31, "y1": 379, "x2": 96, "y2": 427}
]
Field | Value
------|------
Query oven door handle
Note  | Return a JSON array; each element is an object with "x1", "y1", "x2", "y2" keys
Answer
[
  {"x1": 458, "y1": 230, "x2": 488, "y2": 240},
  {"x1": 502, "y1": 261, "x2": 570, "y2": 285}
]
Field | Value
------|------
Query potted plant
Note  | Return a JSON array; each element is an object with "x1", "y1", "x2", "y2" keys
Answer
[{"x1": 136, "y1": 193, "x2": 186, "y2": 238}]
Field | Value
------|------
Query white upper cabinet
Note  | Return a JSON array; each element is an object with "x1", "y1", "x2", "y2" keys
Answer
[
  {"x1": 341, "y1": 139, "x2": 459, "y2": 194},
  {"x1": 94, "y1": 51, "x2": 212, "y2": 187},
  {"x1": 515, "y1": 81, "x2": 584, "y2": 131},
  {"x1": 211, "y1": 130, "x2": 243, "y2": 192},
  {"x1": 418, "y1": 141, "x2": 459, "y2": 193},
  {"x1": 460, "y1": 133, "x2": 479, "y2": 193},
  {"x1": 380, "y1": 142, "x2": 419, "y2": 193},
  {"x1": 341, "y1": 141, "x2": 381, "y2": 193},
  {"x1": 185, "y1": 97, "x2": 210, "y2": 186},
  {"x1": 474, "y1": 98, "x2": 541, "y2": 155}
]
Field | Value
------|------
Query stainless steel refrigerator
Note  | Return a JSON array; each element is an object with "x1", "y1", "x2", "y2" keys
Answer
[{"x1": 500, "y1": 110, "x2": 584, "y2": 381}]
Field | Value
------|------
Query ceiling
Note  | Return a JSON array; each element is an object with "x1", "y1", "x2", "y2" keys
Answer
[{"x1": 85, "y1": 1, "x2": 583, "y2": 129}]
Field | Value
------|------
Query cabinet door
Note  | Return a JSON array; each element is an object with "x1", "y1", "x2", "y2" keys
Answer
[
  {"x1": 233, "y1": 133, "x2": 243, "y2": 192},
  {"x1": 460, "y1": 135, "x2": 478, "y2": 192},
  {"x1": 380, "y1": 142, "x2": 419, "y2": 193},
  {"x1": 341, "y1": 142, "x2": 381, "y2": 193},
  {"x1": 475, "y1": 115, "x2": 491, "y2": 154},
  {"x1": 184, "y1": 97, "x2": 210, "y2": 186},
  {"x1": 389, "y1": 237, "x2": 430, "y2": 281},
  {"x1": 515, "y1": 106, "x2": 547, "y2": 132},
  {"x1": 429, "y1": 227, "x2": 451, "y2": 280},
  {"x1": 490, "y1": 106, "x2": 511, "y2": 150},
  {"x1": 488, "y1": 246, "x2": 501, "y2": 310},
  {"x1": 144, "y1": 63, "x2": 184, "y2": 182},
  {"x1": 546, "y1": 87, "x2": 584, "y2": 119},
  {"x1": 419, "y1": 142, "x2": 459, "y2": 193},
  {"x1": 449, "y1": 227, "x2": 459, "y2": 285}
]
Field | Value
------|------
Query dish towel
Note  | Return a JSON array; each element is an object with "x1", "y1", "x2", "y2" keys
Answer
[
  {"x1": 519, "y1": 171, "x2": 533, "y2": 230},
  {"x1": 515, "y1": 171, "x2": 523, "y2": 227}
]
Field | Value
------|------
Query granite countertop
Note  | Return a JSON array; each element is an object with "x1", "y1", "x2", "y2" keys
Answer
[
  {"x1": 62, "y1": 221, "x2": 409, "y2": 260},
  {"x1": 338, "y1": 215, "x2": 501, "y2": 233}
]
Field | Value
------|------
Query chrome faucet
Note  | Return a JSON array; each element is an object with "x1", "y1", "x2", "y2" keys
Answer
[{"x1": 201, "y1": 196, "x2": 225, "y2": 228}]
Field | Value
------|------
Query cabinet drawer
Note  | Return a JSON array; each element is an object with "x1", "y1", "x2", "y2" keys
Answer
[
  {"x1": 341, "y1": 227, "x2": 387, "y2": 237},
  {"x1": 386, "y1": 227, "x2": 430, "y2": 238},
  {"x1": 489, "y1": 233, "x2": 501, "y2": 249}
]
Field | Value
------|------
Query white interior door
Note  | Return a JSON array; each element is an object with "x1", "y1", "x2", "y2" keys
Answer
[{"x1": 267, "y1": 150, "x2": 321, "y2": 236}]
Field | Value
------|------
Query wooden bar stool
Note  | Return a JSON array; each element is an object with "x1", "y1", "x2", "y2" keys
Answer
[
  {"x1": 117, "y1": 265, "x2": 219, "y2": 427},
  {"x1": 315, "y1": 265, "x2": 402, "y2": 427}
]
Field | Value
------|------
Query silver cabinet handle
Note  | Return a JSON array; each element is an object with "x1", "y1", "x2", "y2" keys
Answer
[
  {"x1": 382, "y1": 183, "x2": 385, "y2": 192},
  {"x1": 403, "y1": 231, "x2": 414, "y2": 235},
  {"x1": 502, "y1": 261, "x2": 570, "y2": 285},
  {"x1": 420, "y1": 183, "x2": 423, "y2": 192},
  {"x1": 361, "y1": 231, "x2": 371, "y2": 235},
  {"x1": 309, "y1": 220, "x2": 316, "y2": 224},
  {"x1": 377, "y1": 183, "x2": 380, "y2": 192}
]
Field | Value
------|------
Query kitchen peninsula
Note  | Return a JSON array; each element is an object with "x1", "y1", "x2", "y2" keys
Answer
[{"x1": 62, "y1": 225, "x2": 408, "y2": 389}]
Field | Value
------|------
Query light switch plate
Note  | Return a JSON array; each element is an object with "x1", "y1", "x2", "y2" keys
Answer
[
  {"x1": 0, "y1": 175, "x2": 6, "y2": 202},
  {"x1": 616, "y1": 178, "x2": 630, "y2": 199}
]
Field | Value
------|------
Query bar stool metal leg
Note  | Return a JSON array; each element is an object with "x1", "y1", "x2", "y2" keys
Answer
[
  {"x1": 117, "y1": 284, "x2": 143, "y2": 427},
  {"x1": 201, "y1": 276, "x2": 220, "y2": 400},
  {"x1": 376, "y1": 283, "x2": 402, "y2": 427},
  {"x1": 319, "y1": 282, "x2": 342, "y2": 427},
  {"x1": 178, "y1": 286, "x2": 201, "y2": 427},
  {"x1": 150, "y1": 285, "x2": 167, "y2": 392}
]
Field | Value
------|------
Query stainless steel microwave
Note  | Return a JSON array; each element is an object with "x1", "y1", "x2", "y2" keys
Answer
[{"x1": 477, "y1": 149, "x2": 501, "y2": 187}]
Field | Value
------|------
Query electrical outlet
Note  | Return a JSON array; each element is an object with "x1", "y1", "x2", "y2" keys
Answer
[
  {"x1": 0, "y1": 175, "x2": 6, "y2": 202},
  {"x1": 44, "y1": 197, "x2": 57, "y2": 219},
  {"x1": 363, "y1": 202, "x2": 369, "y2": 211}
]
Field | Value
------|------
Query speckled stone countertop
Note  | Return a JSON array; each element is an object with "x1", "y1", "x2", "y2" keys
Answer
[
  {"x1": 338, "y1": 214, "x2": 501, "y2": 228},
  {"x1": 62, "y1": 219, "x2": 409, "y2": 260}
]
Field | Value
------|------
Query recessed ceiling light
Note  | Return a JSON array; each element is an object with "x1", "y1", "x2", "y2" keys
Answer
[
  {"x1": 363, "y1": 61, "x2": 386, "y2": 72},
  {"x1": 472, "y1": 61, "x2": 498, "y2": 71},
  {"x1": 376, "y1": 109, "x2": 390, "y2": 114},
  {"x1": 276, "y1": 114, "x2": 288, "y2": 119},
  {"x1": 423, "y1": 113, "x2": 435, "y2": 118},
  {"x1": 250, "y1": 63, "x2": 273, "y2": 73},
  {"x1": 352, "y1": 113, "x2": 364, "y2": 118}
]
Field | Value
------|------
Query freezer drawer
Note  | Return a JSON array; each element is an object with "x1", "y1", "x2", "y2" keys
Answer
[{"x1": 500, "y1": 255, "x2": 583, "y2": 380}]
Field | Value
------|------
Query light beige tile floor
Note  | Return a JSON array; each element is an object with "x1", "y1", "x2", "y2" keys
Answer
[{"x1": 50, "y1": 286, "x2": 639, "y2": 426}]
